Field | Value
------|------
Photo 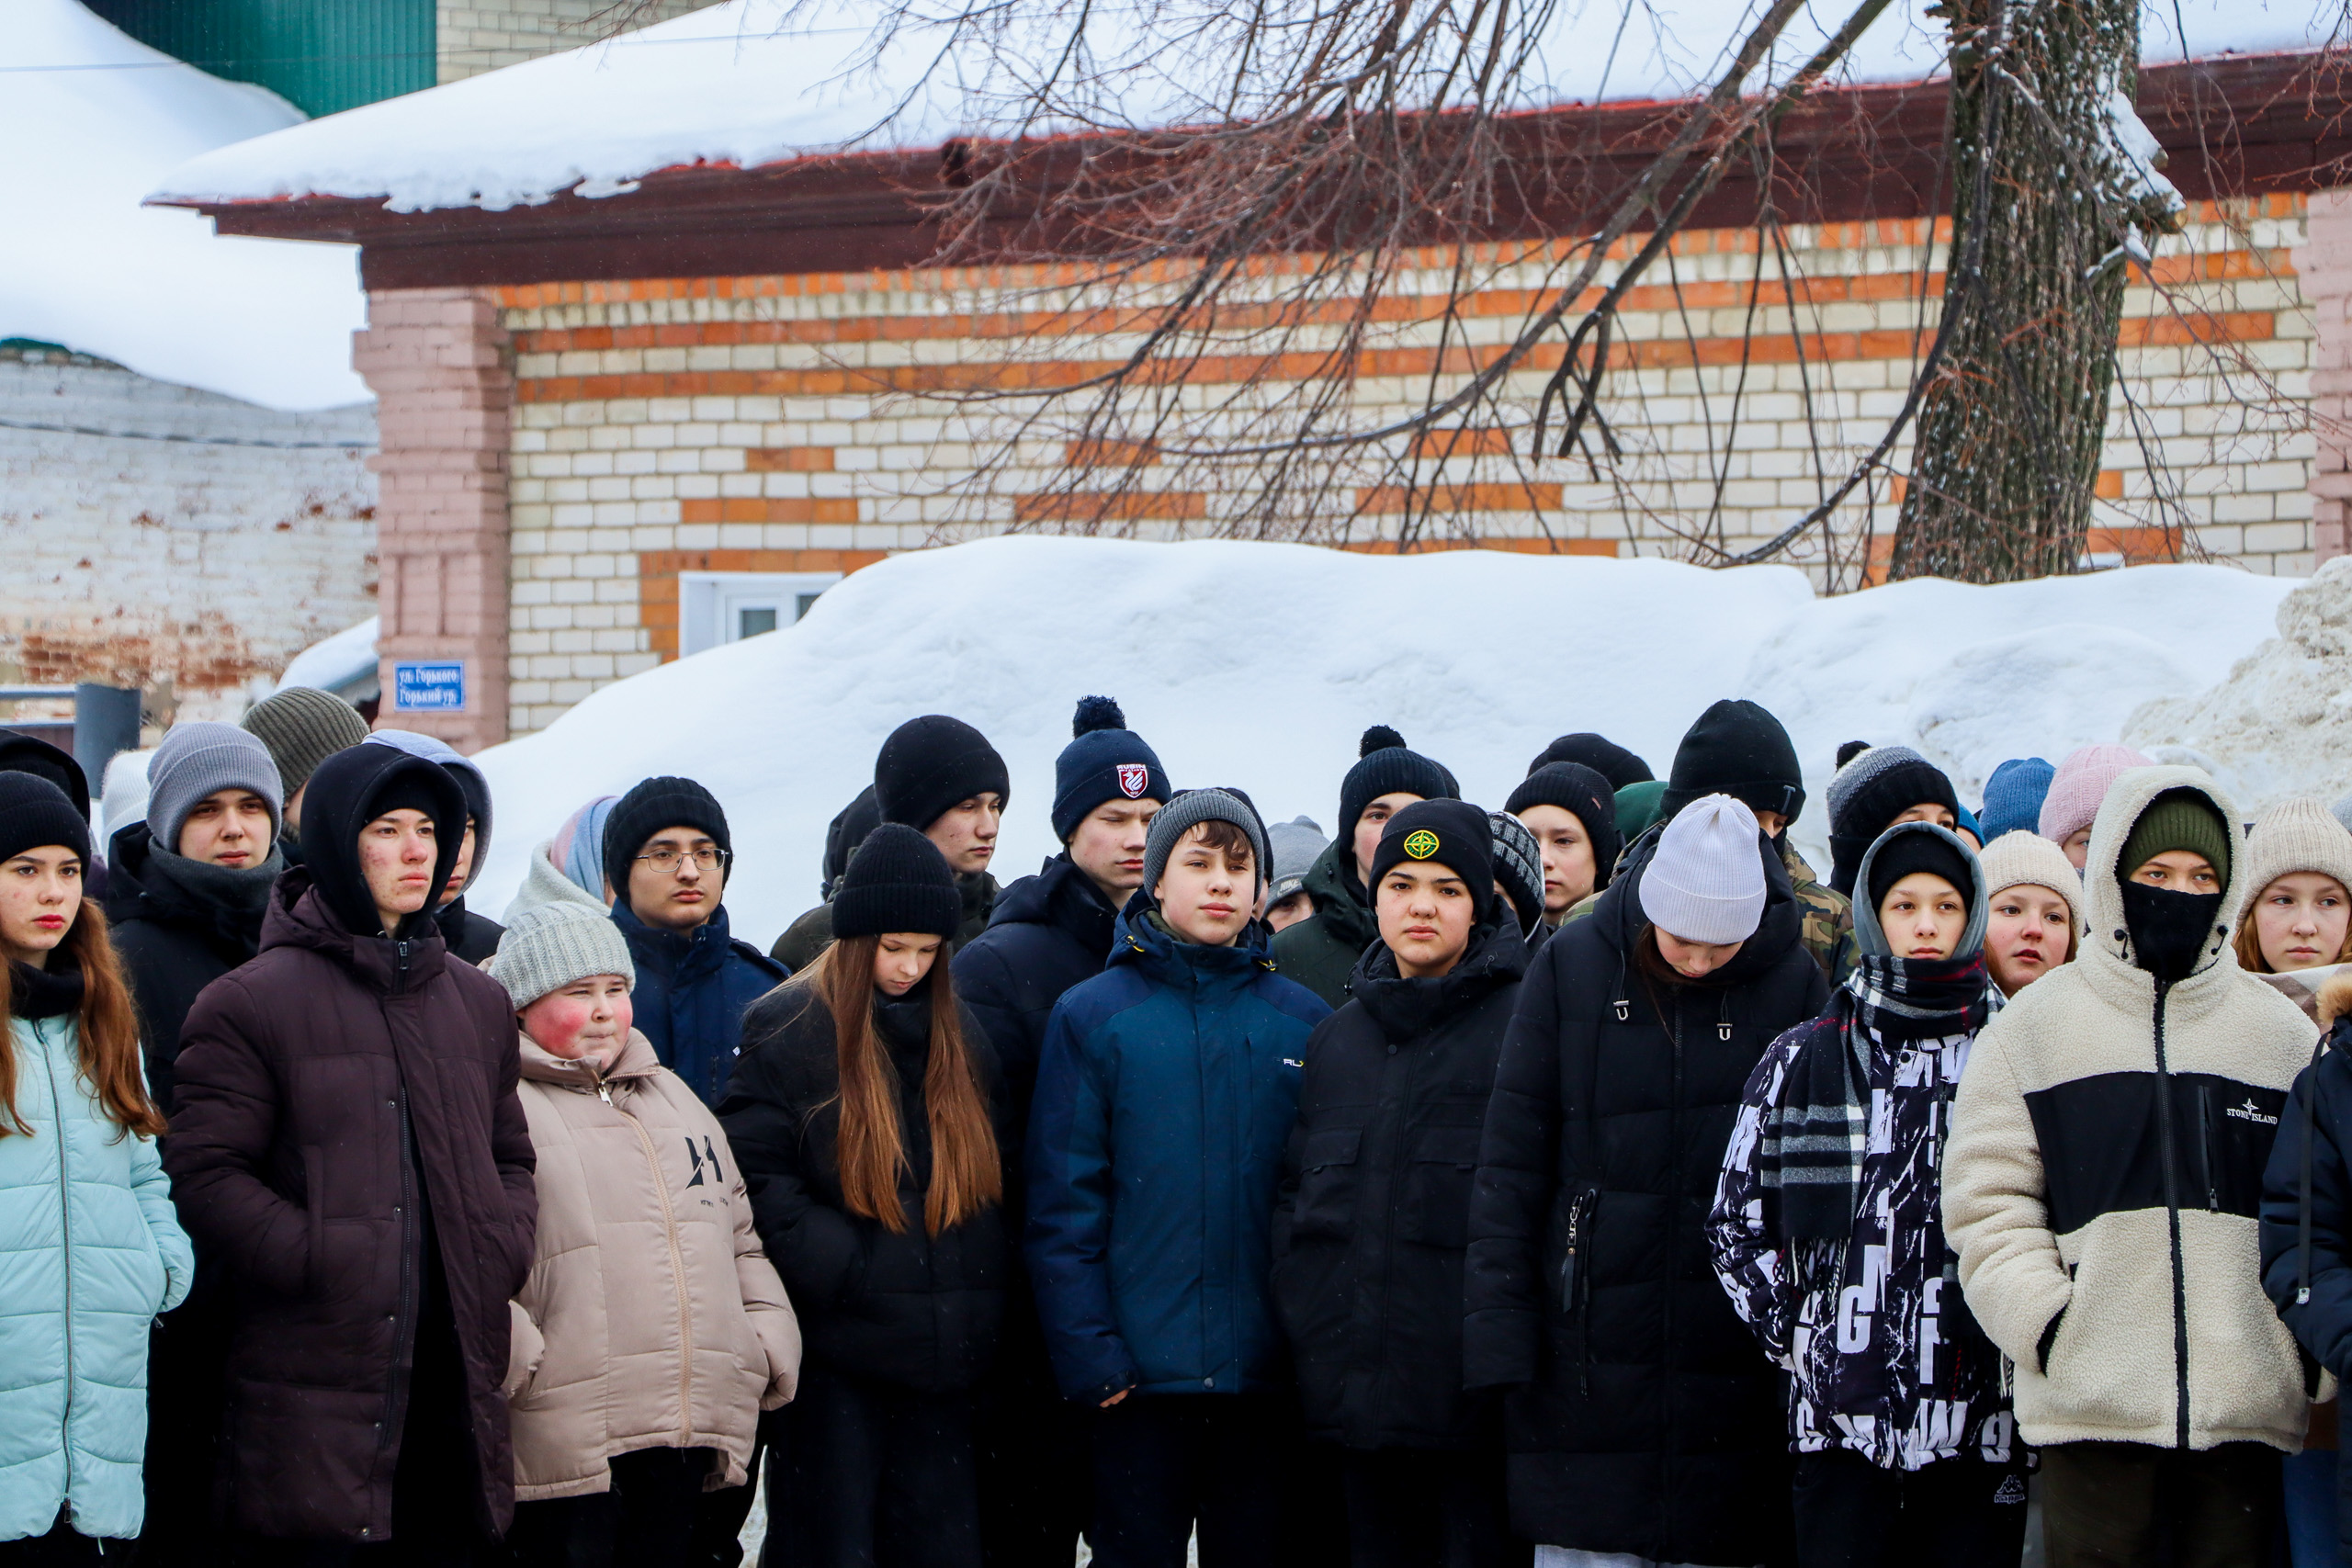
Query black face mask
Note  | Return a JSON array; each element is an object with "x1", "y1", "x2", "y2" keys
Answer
[{"x1": 2120, "y1": 879, "x2": 2224, "y2": 983}]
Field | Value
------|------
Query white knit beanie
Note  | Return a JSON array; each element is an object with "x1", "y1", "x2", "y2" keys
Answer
[
  {"x1": 1975, "y1": 829, "x2": 2084, "y2": 928},
  {"x1": 2243, "y1": 796, "x2": 2352, "y2": 903},
  {"x1": 1639, "y1": 794, "x2": 1767, "y2": 944},
  {"x1": 485, "y1": 899, "x2": 636, "y2": 1011}
]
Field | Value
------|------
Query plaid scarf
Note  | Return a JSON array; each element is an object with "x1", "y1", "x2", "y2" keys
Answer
[{"x1": 1758, "y1": 951, "x2": 1995, "y2": 1241}]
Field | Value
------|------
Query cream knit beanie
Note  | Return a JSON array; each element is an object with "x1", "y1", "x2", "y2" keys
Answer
[
  {"x1": 485, "y1": 899, "x2": 636, "y2": 1011},
  {"x1": 1638, "y1": 794, "x2": 1767, "y2": 944},
  {"x1": 2242, "y1": 795, "x2": 2352, "y2": 903},
  {"x1": 1975, "y1": 829, "x2": 2084, "y2": 929}
]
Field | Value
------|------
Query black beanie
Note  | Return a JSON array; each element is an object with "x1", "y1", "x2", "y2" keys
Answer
[
  {"x1": 875, "y1": 716, "x2": 1010, "y2": 832},
  {"x1": 1340, "y1": 727, "x2": 1459, "y2": 859},
  {"x1": 1864, "y1": 826, "x2": 1974, "y2": 917},
  {"x1": 0, "y1": 731, "x2": 91, "y2": 821},
  {"x1": 820, "y1": 785, "x2": 883, "y2": 899},
  {"x1": 1659, "y1": 700, "x2": 1805, "y2": 827},
  {"x1": 1528, "y1": 733, "x2": 1653, "y2": 792},
  {"x1": 1505, "y1": 762, "x2": 1623, "y2": 891},
  {"x1": 1051, "y1": 695, "x2": 1170, "y2": 842},
  {"x1": 1827, "y1": 748, "x2": 1962, "y2": 897},
  {"x1": 299, "y1": 745, "x2": 467, "y2": 940},
  {"x1": 0, "y1": 773, "x2": 92, "y2": 867},
  {"x1": 1368, "y1": 800, "x2": 1497, "y2": 928},
  {"x1": 832, "y1": 823, "x2": 963, "y2": 940},
  {"x1": 605, "y1": 775, "x2": 733, "y2": 899}
]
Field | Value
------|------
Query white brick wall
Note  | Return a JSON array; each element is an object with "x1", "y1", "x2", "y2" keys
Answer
[
  {"x1": 487, "y1": 196, "x2": 2316, "y2": 733},
  {"x1": 437, "y1": 0, "x2": 709, "y2": 81},
  {"x1": 0, "y1": 347, "x2": 379, "y2": 712}
]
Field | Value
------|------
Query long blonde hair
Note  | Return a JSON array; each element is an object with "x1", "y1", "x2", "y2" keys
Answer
[
  {"x1": 0, "y1": 901, "x2": 164, "y2": 1140},
  {"x1": 815, "y1": 936, "x2": 1001, "y2": 1236}
]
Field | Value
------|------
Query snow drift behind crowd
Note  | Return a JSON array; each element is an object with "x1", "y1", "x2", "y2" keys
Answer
[{"x1": 461, "y1": 537, "x2": 2322, "y2": 947}]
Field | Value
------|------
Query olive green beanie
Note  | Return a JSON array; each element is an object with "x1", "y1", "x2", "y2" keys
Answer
[{"x1": 2119, "y1": 789, "x2": 2232, "y2": 888}]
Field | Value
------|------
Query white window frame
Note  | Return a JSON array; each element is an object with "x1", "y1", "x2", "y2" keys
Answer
[{"x1": 678, "y1": 571, "x2": 842, "y2": 658}]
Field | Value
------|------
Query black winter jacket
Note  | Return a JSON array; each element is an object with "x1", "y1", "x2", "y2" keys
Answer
[
  {"x1": 951, "y1": 853, "x2": 1119, "y2": 1158},
  {"x1": 1272, "y1": 843, "x2": 1380, "y2": 1010},
  {"x1": 106, "y1": 822, "x2": 277, "y2": 1116},
  {"x1": 434, "y1": 897, "x2": 505, "y2": 964},
  {"x1": 1272, "y1": 920, "x2": 1526, "y2": 1450},
  {"x1": 1464, "y1": 830, "x2": 1827, "y2": 1563},
  {"x1": 719, "y1": 976, "x2": 1010, "y2": 1394}
]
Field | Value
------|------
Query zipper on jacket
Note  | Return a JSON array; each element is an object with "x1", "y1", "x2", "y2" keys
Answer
[
  {"x1": 2151, "y1": 980, "x2": 2192, "y2": 1450},
  {"x1": 1560, "y1": 1189, "x2": 1599, "y2": 1396},
  {"x1": 42, "y1": 1020, "x2": 75, "y2": 1501},
  {"x1": 1662, "y1": 990, "x2": 1686, "y2": 1520},
  {"x1": 377, "y1": 1089, "x2": 423, "y2": 1507},
  {"x1": 621, "y1": 1097, "x2": 699, "y2": 1442},
  {"x1": 2198, "y1": 1082, "x2": 2219, "y2": 1213}
]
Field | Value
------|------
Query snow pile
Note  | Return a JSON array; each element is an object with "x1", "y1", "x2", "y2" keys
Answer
[
  {"x1": 465, "y1": 536, "x2": 2296, "y2": 946},
  {"x1": 2125, "y1": 556, "x2": 2352, "y2": 811},
  {"x1": 276, "y1": 615, "x2": 379, "y2": 696},
  {"x1": 150, "y1": 0, "x2": 2310, "y2": 216},
  {"x1": 5, "y1": 1, "x2": 367, "y2": 409}
]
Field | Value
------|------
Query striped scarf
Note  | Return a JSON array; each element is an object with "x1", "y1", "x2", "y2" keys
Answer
[{"x1": 1758, "y1": 951, "x2": 1994, "y2": 1241}]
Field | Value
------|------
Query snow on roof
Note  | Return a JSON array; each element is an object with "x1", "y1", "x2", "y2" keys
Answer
[
  {"x1": 464, "y1": 536, "x2": 2301, "y2": 946},
  {"x1": 151, "y1": 0, "x2": 2322, "y2": 219},
  {"x1": 276, "y1": 615, "x2": 380, "y2": 697},
  {"x1": 4, "y1": 2, "x2": 368, "y2": 410}
]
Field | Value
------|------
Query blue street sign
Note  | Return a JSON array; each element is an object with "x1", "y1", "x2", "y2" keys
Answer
[{"x1": 391, "y1": 661, "x2": 466, "y2": 712}]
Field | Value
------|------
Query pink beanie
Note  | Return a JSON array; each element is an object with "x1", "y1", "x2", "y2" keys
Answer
[{"x1": 2037, "y1": 743, "x2": 2154, "y2": 844}]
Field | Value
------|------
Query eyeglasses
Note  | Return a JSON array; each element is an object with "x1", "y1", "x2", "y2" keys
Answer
[{"x1": 638, "y1": 848, "x2": 727, "y2": 874}]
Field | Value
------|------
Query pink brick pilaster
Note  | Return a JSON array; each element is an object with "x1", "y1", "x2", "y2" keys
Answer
[
  {"x1": 2299, "y1": 190, "x2": 2352, "y2": 566},
  {"x1": 355, "y1": 288, "x2": 514, "y2": 751}
]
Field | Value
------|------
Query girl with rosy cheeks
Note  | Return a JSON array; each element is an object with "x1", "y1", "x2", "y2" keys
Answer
[{"x1": 1973, "y1": 830, "x2": 2083, "y2": 998}]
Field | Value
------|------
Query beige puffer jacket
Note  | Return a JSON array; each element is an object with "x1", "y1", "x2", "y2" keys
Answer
[
  {"x1": 1944, "y1": 766, "x2": 2316, "y2": 1453},
  {"x1": 506, "y1": 1030, "x2": 800, "y2": 1499}
]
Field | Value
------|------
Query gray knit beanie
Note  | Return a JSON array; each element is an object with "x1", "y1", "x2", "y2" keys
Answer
[
  {"x1": 1638, "y1": 794, "x2": 1767, "y2": 944},
  {"x1": 146, "y1": 722, "x2": 283, "y2": 854},
  {"x1": 486, "y1": 898, "x2": 637, "y2": 1010},
  {"x1": 1143, "y1": 787, "x2": 1270, "y2": 898},
  {"x1": 1266, "y1": 816, "x2": 1329, "y2": 905},
  {"x1": 241, "y1": 687, "x2": 370, "y2": 798}
]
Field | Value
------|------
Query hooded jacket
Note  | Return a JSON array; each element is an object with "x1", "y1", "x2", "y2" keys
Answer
[
  {"x1": 718, "y1": 975, "x2": 1010, "y2": 1395},
  {"x1": 951, "y1": 852, "x2": 1121, "y2": 1160},
  {"x1": 163, "y1": 747, "x2": 538, "y2": 1541},
  {"x1": 105, "y1": 820, "x2": 282, "y2": 1116},
  {"x1": 1027, "y1": 901, "x2": 1329, "y2": 1404},
  {"x1": 1945, "y1": 765, "x2": 2314, "y2": 1454},
  {"x1": 1463, "y1": 827, "x2": 1826, "y2": 1563},
  {"x1": 0, "y1": 988, "x2": 194, "y2": 1544},
  {"x1": 1710, "y1": 823, "x2": 2011, "y2": 1472},
  {"x1": 508, "y1": 1030, "x2": 799, "y2": 1500},
  {"x1": 1272, "y1": 919, "x2": 1527, "y2": 1450},
  {"x1": 1271, "y1": 841, "x2": 1380, "y2": 1010},
  {"x1": 616, "y1": 900, "x2": 788, "y2": 1111}
]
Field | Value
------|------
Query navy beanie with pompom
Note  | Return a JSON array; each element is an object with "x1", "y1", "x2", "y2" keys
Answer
[
  {"x1": 1337, "y1": 727, "x2": 1459, "y2": 865},
  {"x1": 1050, "y1": 695, "x2": 1171, "y2": 842}
]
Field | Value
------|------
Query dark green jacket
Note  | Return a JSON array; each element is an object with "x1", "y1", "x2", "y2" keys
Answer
[
  {"x1": 1270, "y1": 843, "x2": 1378, "y2": 1010},
  {"x1": 770, "y1": 871, "x2": 1000, "y2": 971}
]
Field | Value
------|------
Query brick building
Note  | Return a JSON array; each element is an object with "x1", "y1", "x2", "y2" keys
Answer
[{"x1": 155, "y1": 14, "x2": 2352, "y2": 750}]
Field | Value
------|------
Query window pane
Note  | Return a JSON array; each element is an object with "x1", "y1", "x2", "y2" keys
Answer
[
  {"x1": 738, "y1": 607, "x2": 779, "y2": 639},
  {"x1": 796, "y1": 592, "x2": 824, "y2": 621}
]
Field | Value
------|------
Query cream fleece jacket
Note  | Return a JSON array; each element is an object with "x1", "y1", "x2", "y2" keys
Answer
[{"x1": 1944, "y1": 765, "x2": 2316, "y2": 1453}]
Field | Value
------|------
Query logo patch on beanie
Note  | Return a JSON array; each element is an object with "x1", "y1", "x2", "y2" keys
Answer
[
  {"x1": 1117, "y1": 764, "x2": 1149, "y2": 798},
  {"x1": 1403, "y1": 829, "x2": 1441, "y2": 860}
]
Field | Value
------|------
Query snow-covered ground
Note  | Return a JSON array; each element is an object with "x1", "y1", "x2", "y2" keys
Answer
[
  {"x1": 466, "y1": 537, "x2": 2301, "y2": 947},
  {"x1": 6, "y1": 1, "x2": 368, "y2": 408},
  {"x1": 150, "y1": 0, "x2": 2321, "y2": 217}
]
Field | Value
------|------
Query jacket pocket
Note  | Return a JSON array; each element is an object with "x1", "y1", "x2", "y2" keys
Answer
[
  {"x1": 1396, "y1": 1127, "x2": 1482, "y2": 1248},
  {"x1": 1289, "y1": 1128, "x2": 1363, "y2": 1240},
  {"x1": 300, "y1": 1145, "x2": 328, "y2": 1299}
]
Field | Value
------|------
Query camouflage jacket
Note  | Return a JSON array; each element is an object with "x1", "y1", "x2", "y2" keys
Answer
[{"x1": 1565, "y1": 835, "x2": 1851, "y2": 982}]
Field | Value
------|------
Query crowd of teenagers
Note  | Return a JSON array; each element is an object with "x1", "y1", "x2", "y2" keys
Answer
[{"x1": 16, "y1": 683, "x2": 2352, "y2": 1568}]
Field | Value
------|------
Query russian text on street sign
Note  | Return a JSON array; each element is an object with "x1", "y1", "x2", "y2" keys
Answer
[{"x1": 392, "y1": 661, "x2": 466, "y2": 713}]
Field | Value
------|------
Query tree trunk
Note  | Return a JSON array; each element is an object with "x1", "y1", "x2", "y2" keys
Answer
[{"x1": 1891, "y1": 0, "x2": 2165, "y2": 582}]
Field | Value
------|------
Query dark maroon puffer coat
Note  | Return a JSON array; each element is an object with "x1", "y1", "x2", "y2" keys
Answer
[{"x1": 164, "y1": 866, "x2": 537, "y2": 1542}]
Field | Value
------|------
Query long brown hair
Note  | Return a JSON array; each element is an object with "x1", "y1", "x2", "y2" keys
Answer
[
  {"x1": 0, "y1": 898, "x2": 164, "y2": 1140},
  {"x1": 816, "y1": 934, "x2": 1001, "y2": 1235}
]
